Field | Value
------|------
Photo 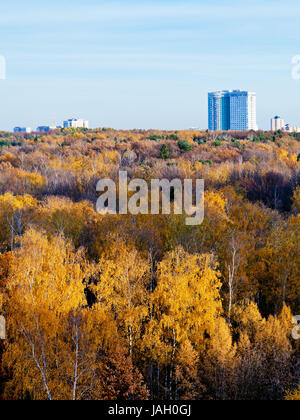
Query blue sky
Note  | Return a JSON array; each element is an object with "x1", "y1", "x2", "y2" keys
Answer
[{"x1": 0, "y1": 0, "x2": 299, "y2": 130}]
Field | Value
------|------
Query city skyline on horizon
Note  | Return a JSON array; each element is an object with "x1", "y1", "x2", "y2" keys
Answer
[
  {"x1": 9, "y1": 88, "x2": 299, "y2": 133},
  {"x1": 0, "y1": 0, "x2": 300, "y2": 131}
]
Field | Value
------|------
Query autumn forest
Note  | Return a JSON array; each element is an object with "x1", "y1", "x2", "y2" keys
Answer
[{"x1": 0, "y1": 127, "x2": 299, "y2": 400}]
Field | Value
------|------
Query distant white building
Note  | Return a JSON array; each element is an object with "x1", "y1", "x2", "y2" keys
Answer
[
  {"x1": 271, "y1": 116, "x2": 285, "y2": 131},
  {"x1": 14, "y1": 127, "x2": 32, "y2": 133},
  {"x1": 37, "y1": 125, "x2": 59, "y2": 132},
  {"x1": 284, "y1": 124, "x2": 300, "y2": 133},
  {"x1": 63, "y1": 118, "x2": 89, "y2": 129}
]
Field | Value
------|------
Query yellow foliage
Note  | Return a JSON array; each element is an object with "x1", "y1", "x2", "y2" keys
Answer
[
  {"x1": 0, "y1": 193, "x2": 38, "y2": 250},
  {"x1": 286, "y1": 386, "x2": 300, "y2": 400},
  {"x1": 278, "y1": 149, "x2": 288, "y2": 159},
  {"x1": 16, "y1": 169, "x2": 45, "y2": 187},
  {"x1": 2, "y1": 229, "x2": 109, "y2": 400},
  {"x1": 144, "y1": 247, "x2": 222, "y2": 364},
  {"x1": 292, "y1": 187, "x2": 300, "y2": 214},
  {"x1": 290, "y1": 153, "x2": 298, "y2": 162},
  {"x1": 92, "y1": 243, "x2": 150, "y2": 354}
]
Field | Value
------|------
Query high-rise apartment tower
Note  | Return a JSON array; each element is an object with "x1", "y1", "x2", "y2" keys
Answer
[{"x1": 208, "y1": 90, "x2": 257, "y2": 131}]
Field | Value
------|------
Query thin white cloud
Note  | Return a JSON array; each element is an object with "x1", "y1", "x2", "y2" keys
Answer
[
  {"x1": 7, "y1": 51, "x2": 289, "y2": 73},
  {"x1": 1, "y1": 1, "x2": 300, "y2": 25}
]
